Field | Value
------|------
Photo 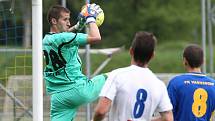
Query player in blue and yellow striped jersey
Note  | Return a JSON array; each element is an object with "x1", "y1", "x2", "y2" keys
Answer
[
  {"x1": 43, "y1": 4, "x2": 107, "y2": 121},
  {"x1": 167, "y1": 44, "x2": 215, "y2": 121}
]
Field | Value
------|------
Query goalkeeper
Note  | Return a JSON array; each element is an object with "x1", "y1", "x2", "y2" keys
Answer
[{"x1": 43, "y1": 4, "x2": 107, "y2": 121}]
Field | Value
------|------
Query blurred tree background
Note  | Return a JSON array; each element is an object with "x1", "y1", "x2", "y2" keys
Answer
[
  {"x1": 43, "y1": 0, "x2": 202, "y2": 48},
  {"x1": 0, "y1": 0, "x2": 205, "y2": 48}
]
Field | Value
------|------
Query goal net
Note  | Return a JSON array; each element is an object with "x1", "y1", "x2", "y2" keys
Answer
[{"x1": 0, "y1": 0, "x2": 33, "y2": 121}]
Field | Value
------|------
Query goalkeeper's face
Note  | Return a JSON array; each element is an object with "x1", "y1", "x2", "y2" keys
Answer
[{"x1": 56, "y1": 12, "x2": 71, "y2": 32}]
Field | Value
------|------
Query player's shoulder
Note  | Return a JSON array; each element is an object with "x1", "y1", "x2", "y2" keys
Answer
[
  {"x1": 107, "y1": 66, "x2": 139, "y2": 82},
  {"x1": 109, "y1": 66, "x2": 133, "y2": 76},
  {"x1": 169, "y1": 73, "x2": 188, "y2": 81},
  {"x1": 46, "y1": 32, "x2": 77, "y2": 38},
  {"x1": 168, "y1": 73, "x2": 189, "y2": 86},
  {"x1": 205, "y1": 75, "x2": 215, "y2": 82},
  {"x1": 109, "y1": 65, "x2": 151, "y2": 75}
]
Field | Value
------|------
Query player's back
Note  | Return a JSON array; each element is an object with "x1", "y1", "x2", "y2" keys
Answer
[
  {"x1": 108, "y1": 65, "x2": 172, "y2": 121},
  {"x1": 168, "y1": 73, "x2": 215, "y2": 121}
]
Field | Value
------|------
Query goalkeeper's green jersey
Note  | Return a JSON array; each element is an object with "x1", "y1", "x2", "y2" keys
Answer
[{"x1": 43, "y1": 32, "x2": 88, "y2": 94}]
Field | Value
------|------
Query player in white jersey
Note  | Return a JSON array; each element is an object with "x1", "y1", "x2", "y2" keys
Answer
[{"x1": 93, "y1": 31, "x2": 173, "y2": 121}]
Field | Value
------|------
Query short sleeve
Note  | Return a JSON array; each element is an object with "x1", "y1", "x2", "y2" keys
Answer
[
  {"x1": 74, "y1": 33, "x2": 88, "y2": 46},
  {"x1": 167, "y1": 79, "x2": 178, "y2": 113},
  {"x1": 157, "y1": 82, "x2": 173, "y2": 112},
  {"x1": 99, "y1": 71, "x2": 118, "y2": 101}
]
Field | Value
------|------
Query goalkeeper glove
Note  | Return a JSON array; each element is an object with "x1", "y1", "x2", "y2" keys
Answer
[
  {"x1": 74, "y1": 16, "x2": 86, "y2": 32},
  {"x1": 80, "y1": 3, "x2": 103, "y2": 24}
]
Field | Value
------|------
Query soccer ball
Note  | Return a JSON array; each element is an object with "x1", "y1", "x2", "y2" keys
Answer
[
  {"x1": 96, "y1": 11, "x2": 104, "y2": 27},
  {"x1": 81, "y1": 5, "x2": 105, "y2": 27}
]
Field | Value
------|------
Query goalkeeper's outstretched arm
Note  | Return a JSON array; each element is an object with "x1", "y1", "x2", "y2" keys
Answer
[{"x1": 86, "y1": 21, "x2": 101, "y2": 44}]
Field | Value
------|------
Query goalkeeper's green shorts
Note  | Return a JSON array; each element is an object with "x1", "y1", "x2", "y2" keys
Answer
[{"x1": 50, "y1": 74, "x2": 107, "y2": 121}]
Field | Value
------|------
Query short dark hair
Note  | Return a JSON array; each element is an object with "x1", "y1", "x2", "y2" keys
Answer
[
  {"x1": 183, "y1": 44, "x2": 203, "y2": 68},
  {"x1": 47, "y1": 5, "x2": 70, "y2": 25},
  {"x1": 131, "y1": 31, "x2": 157, "y2": 64}
]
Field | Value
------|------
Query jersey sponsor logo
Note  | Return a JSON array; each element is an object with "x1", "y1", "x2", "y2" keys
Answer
[{"x1": 184, "y1": 80, "x2": 214, "y2": 86}]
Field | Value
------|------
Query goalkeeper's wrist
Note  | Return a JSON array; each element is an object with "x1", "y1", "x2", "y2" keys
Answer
[
  {"x1": 74, "y1": 23, "x2": 80, "y2": 30},
  {"x1": 86, "y1": 17, "x2": 96, "y2": 24}
]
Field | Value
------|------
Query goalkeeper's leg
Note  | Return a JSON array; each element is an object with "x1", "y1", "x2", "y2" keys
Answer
[
  {"x1": 50, "y1": 93, "x2": 78, "y2": 121},
  {"x1": 82, "y1": 74, "x2": 108, "y2": 102},
  {"x1": 50, "y1": 74, "x2": 108, "y2": 121}
]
